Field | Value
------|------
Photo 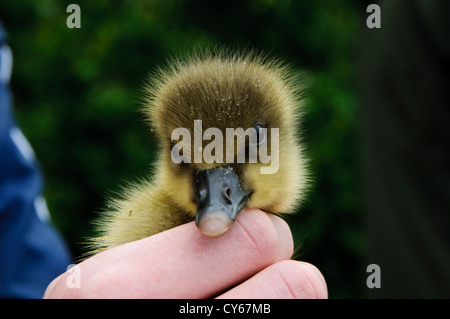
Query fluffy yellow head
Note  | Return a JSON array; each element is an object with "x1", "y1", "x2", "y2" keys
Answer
[{"x1": 143, "y1": 50, "x2": 308, "y2": 219}]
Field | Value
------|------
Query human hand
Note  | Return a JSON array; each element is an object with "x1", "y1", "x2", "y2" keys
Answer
[{"x1": 43, "y1": 208, "x2": 327, "y2": 298}]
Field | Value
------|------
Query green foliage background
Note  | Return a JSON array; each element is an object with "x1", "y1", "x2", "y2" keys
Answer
[{"x1": 0, "y1": 0, "x2": 371, "y2": 297}]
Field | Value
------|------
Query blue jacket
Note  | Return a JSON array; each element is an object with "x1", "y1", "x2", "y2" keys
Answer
[{"x1": 0, "y1": 22, "x2": 72, "y2": 298}]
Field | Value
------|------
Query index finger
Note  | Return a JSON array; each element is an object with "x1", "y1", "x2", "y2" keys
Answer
[{"x1": 44, "y1": 208, "x2": 293, "y2": 298}]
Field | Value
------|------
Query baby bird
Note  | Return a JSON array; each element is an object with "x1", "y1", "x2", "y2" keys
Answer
[{"x1": 87, "y1": 50, "x2": 308, "y2": 255}]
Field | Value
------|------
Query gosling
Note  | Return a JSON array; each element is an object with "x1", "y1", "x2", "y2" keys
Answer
[{"x1": 87, "y1": 50, "x2": 308, "y2": 255}]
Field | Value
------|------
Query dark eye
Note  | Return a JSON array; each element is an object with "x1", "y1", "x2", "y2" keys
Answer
[{"x1": 252, "y1": 124, "x2": 266, "y2": 145}]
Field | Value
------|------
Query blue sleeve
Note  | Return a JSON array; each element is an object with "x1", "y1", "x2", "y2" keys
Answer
[{"x1": 0, "y1": 22, "x2": 72, "y2": 298}]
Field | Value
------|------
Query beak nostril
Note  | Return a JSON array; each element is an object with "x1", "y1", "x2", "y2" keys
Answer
[
  {"x1": 199, "y1": 189, "x2": 207, "y2": 203},
  {"x1": 223, "y1": 187, "x2": 232, "y2": 205}
]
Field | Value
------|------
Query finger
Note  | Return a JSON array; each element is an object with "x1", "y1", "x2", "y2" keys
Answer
[
  {"x1": 45, "y1": 208, "x2": 293, "y2": 298},
  {"x1": 42, "y1": 276, "x2": 59, "y2": 298},
  {"x1": 217, "y1": 260, "x2": 328, "y2": 299}
]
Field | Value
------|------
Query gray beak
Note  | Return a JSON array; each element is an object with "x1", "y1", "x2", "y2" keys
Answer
[{"x1": 194, "y1": 166, "x2": 249, "y2": 237}]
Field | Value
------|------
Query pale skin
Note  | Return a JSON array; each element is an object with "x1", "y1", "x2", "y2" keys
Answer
[{"x1": 43, "y1": 209, "x2": 327, "y2": 299}]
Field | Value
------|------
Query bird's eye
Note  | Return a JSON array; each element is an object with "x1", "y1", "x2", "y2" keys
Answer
[{"x1": 251, "y1": 124, "x2": 266, "y2": 145}]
